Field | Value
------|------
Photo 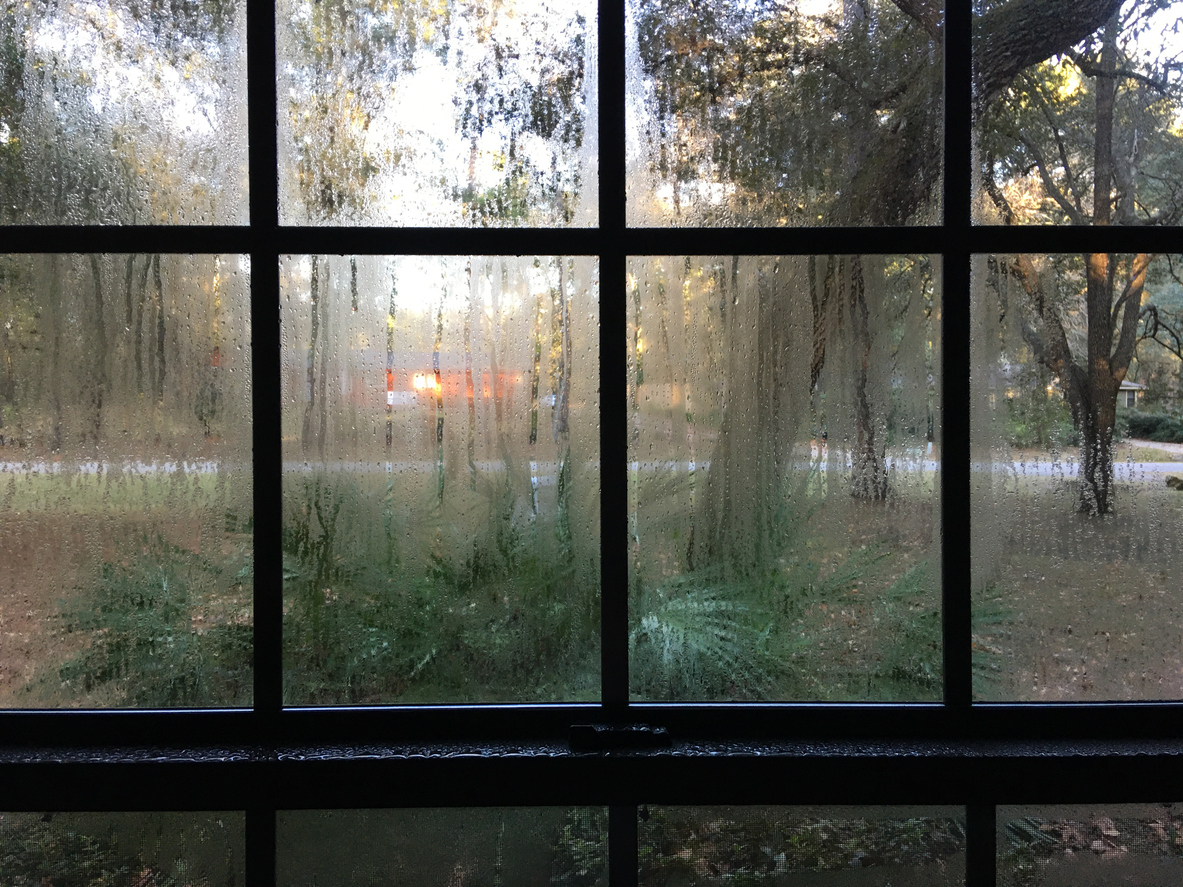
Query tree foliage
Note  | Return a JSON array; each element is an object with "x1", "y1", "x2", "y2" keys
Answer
[
  {"x1": 0, "y1": 0, "x2": 245, "y2": 223},
  {"x1": 279, "y1": 0, "x2": 593, "y2": 225}
]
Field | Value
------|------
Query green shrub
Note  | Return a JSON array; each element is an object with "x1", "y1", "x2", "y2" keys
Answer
[
  {"x1": 1122, "y1": 410, "x2": 1183, "y2": 443},
  {"x1": 1004, "y1": 393, "x2": 1076, "y2": 449},
  {"x1": 52, "y1": 537, "x2": 252, "y2": 707},
  {"x1": 281, "y1": 472, "x2": 600, "y2": 704}
]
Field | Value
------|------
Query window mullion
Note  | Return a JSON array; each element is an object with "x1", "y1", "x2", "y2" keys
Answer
[
  {"x1": 966, "y1": 804, "x2": 997, "y2": 887},
  {"x1": 247, "y1": 0, "x2": 284, "y2": 727},
  {"x1": 942, "y1": 0, "x2": 975, "y2": 714},
  {"x1": 609, "y1": 805, "x2": 640, "y2": 887},
  {"x1": 600, "y1": 0, "x2": 630, "y2": 712}
]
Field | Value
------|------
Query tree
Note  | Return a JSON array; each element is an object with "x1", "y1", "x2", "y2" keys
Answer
[
  {"x1": 979, "y1": 1, "x2": 1183, "y2": 514},
  {"x1": 1, "y1": 0, "x2": 245, "y2": 224},
  {"x1": 278, "y1": 0, "x2": 592, "y2": 225},
  {"x1": 635, "y1": 0, "x2": 1183, "y2": 521}
]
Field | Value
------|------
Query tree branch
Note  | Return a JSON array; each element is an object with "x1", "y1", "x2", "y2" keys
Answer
[
  {"x1": 974, "y1": 0, "x2": 1125, "y2": 116},
  {"x1": 981, "y1": 151, "x2": 1015, "y2": 225},
  {"x1": 1021, "y1": 71, "x2": 1086, "y2": 214},
  {"x1": 1111, "y1": 252, "x2": 1150, "y2": 373},
  {"x1": 1015, "y1": 131, "x2": 1087, "y2": 225},
  {"x1": 1065, "y1": 48, "x2": 1170, "y2": 95},
  {"x1": 888, "y1": 0, "x2": 943, "y2": 41},
  {"x1": 1141, "y1": 304, "x2": 1183, "y2": 362},
  {"x1": 1006, "y1": 254, "x2": 1078, "y2": 385}
]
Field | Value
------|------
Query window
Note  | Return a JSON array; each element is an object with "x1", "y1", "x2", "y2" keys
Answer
[{"x1": 3, "y1": 2, "x2": 1183, "y2": 887}]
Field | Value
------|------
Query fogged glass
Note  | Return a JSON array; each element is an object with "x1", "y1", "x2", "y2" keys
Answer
[
  {"x1": 281, "y1": 255, "x2": 599, "y2": 704},
  {"x1": 627, "y1": 0, "x2": 944, "y2": 227},
  {"x1": 640, "y1": 806, "x2": 965, "y2": 886},
  {"x1": 278, "y1": 808, "x2": 607, "y2": 887},
  {"x1": 973, "y1": 2, "x2": 1183, "y2": 225},
  {"x1": 0, "y1": 811, "x2": 245, "y2": 886},
  {"x1": 629, "y1": 256, "x2": 941, "y2": 701},
  {"x1": 971, "y1": 254, "x2": 1183, "y2": 700},
  {"x1": 0, "y1": 254, "x2": 253, "y2": 709},
  {"x1": 277, "y1": 0, "x2": 597, "y2": 226},
  {"x1": 1000, "y1": 804, "x2": 1183, "y2": 887},
  {"x1": 0, "y1": 0, "x2": 248, "y2": 224}
]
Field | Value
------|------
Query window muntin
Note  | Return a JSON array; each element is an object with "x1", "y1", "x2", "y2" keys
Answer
[{"x1": 0, "y1": 4, "x2": 1180, "y2": 887}]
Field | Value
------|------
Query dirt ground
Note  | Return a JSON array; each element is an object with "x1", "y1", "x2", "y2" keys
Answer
[
  {"x1": 974, "y1": 440, "x2": 1183, "y2": 701},
  {"x1": 0, "y1": 508, "x2": 237, "y2": 707},
  {"x1": 0, "y1": 516, "x2": 101, "y2": 706}
]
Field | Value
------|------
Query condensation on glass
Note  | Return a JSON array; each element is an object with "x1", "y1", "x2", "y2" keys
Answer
[
  {"x1": 276, "y1": 0, "x2": 597, "y2": 227},
  {"x1": 626, "y1": 0, "x2": 945, "y2": 227},
  {"x1": 972, "y1": 1, "x2": 1183, "y2": 226},
  {"x1": 971, "y1": 253, "x2": 1183, "y2": 700},
  {"x1": 999, "y1": 804, "x2": 1183, "y2": 887},
  {"x1": 280, "y1": 255, "x2": 599, "y2": 704},
  {"x1": 628, "y1": 255, "x2": 941, "y2": 701},
  {"x1": 640, "y1": 806, "x2": 966, "y2": 886},
  {"x1": 0, "y1": 811, "x2": 245, "y2": 885},
  {"x1": 0, "y1": 0, "x2": 248, "y2": 224},
  {"x1": 278, "y1": 808, "x2": 607, "y2": 887},
  {"x1": 0, "y1": 254, "x2": 253, "y2": 709}
]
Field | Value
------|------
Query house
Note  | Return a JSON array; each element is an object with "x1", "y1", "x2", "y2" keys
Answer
[{"x1": 1120, "y1": 379, "x2": 1147, "y2": 408}]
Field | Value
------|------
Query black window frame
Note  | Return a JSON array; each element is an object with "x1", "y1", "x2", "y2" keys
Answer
[{"x1": 4, "y1": 3, "x2": 1183, "y2": 887}]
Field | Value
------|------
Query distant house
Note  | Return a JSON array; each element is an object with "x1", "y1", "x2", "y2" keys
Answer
[{"x1": 1120, "y1": 379, "x2": 1147, "y2": 408}]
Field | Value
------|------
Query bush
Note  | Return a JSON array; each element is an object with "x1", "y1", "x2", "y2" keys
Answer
[
  {"x1": 51, "y1": 537, "x2": 253, "y2": 707},
  {"x1": 1004, "y1": 393, "x2": 1077, "y2": 449},
  {"x1": 281, "y1": 472, "x2": 600, "y2": 704},
  {"x1": 1122, "y1": 410, "x2": 1183, "y2": 443}
]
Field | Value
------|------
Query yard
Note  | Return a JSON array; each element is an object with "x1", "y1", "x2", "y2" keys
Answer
[{"x1": 973, "y1": 440, "x2": 1183, "y2": 700}]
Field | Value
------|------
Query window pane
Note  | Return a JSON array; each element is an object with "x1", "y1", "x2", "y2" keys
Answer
[
  {"x1": 278, "y1": 808, "x2": 607, "y2": 887},
  {"x1": 973, "y1": 1, "x2": 1183, "y2": 226},
  {"x1": 640, "y1": 806, "x2": 965, "y2": 886},
  {"x1": 629, "y1": 256, "x2": 941, "y2": 701},
  {"x1": 276, "y1": 0, "x2": 597, "y2": 227},
  {"x1": 280, "y1": 255, "x2": 599, "y2": 704},
  {"x1": 0, "y1": 0, "x2": 248, "y2": 225},
  {"x1": 971, "y1": 253, "x2": 1183, "y2": 700},
  {"x1": 999, "y1": 804, "x2": 1183, "y2": 887},
  {"x1": 0, "y1": 811, "x2": 245, "y2": 885},
  {"x1": 0, "y1": 254, "x2": 252, "y2": 709},
  {"x1": 627, "y1": 0, "x2": 944, "y2": 227}
]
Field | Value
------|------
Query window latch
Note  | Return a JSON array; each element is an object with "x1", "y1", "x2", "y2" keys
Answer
[{"x1": 569, "y1": 723, "x2": 672, "y2": 753}]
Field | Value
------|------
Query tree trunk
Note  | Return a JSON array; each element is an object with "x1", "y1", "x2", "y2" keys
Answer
[
  {"x1": 553, "y1": 258, "x2": 573, "y2": 556},
  {"x1": 847, "y1": 256, "x2": 889, "y2": 500},
  {"x1": 1075, "y1": 14, "x2": 1122, "y2": 515},
  {"x1": 697, "y1": 257, "x2": 812, "y2": 577},
  {"x1": 151, "y1": 254, "x2": 166, "y2": 403},
  {"x1": 301, "y1": 255, "x2": 320, "y2": 453},
  {"x1": 88, "y1": 254, "x2": 108, "y2": 446},
  {"x1": 1076, "y1": 377, "x2": 1117, "y2": 516},
  {"x1": 48, "y1": 254, "x2": 62, "y2": 453},
  {"x1": 134, "y1": 256, "x2": 150, "y2": 395}
]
